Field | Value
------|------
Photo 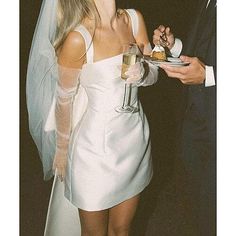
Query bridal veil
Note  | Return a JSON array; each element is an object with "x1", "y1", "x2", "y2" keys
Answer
[
  {"x1": 26, "y1": 0, "x2": 87, "y2": 180},
  {"x1": 26, "y1": 0, "x2": 84, "y2": 235}
]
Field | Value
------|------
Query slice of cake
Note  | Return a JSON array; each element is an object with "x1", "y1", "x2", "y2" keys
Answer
[{"x1": 151, "y1": 45, "x2": 166, "y2": 61}]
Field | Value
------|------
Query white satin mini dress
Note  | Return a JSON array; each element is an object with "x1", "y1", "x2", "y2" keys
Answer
[{"x1": 64, "y1": 9, "x2": 153, "y2": 211}]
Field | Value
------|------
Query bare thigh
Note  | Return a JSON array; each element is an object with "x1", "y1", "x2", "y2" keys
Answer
[
  {"x1": 79, "y1": 209, "x2": 109, "y2": 236},
  {"x1": 108, "y1": 194, "x2": 140, "y2": 236}
]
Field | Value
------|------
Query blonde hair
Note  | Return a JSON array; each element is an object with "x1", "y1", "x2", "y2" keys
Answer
[{"x1": 54, "y1": 0, "x2": 99, "y2": 51}]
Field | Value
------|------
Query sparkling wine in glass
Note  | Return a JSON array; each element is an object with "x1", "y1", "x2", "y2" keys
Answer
[{"x1": 116, "y1": 43, "x2": 140, "y2": 113}]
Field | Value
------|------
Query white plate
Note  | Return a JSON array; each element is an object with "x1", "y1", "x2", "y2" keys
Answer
[
  {"x1": 152, "y1": 61, "x2": 190, "y2": 67},
  {"x1": 144, "y1": 56, "x2": 190, "y2": 67},
  {"x1": 167, "y1": 57, "x2": 182, "y2": 63}
]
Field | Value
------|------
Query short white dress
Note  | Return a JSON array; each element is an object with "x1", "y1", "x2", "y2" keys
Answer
[
  {"x1": 63, "y1": 9, "x2": 153, "y2": 211},
  {"x1": 44, "y1": 9, "x2": 154, "y2": 236}
]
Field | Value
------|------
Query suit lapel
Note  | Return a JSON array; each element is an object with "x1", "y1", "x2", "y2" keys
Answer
[
  {"x1": 183, "y1": 0, "x2": 213, "y2": 55},
  {"x1": 194, "y1": 0, "x2": 216, "y2": 61},
  {"x1": 181, "y1": 0, "x2": 216, "y2": 113}
]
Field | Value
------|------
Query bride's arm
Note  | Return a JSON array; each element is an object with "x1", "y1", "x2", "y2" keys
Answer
[
  {"x1": 134, "y1": 10, "x2": 152, "y2": 56},
  {"x1": 127, "y1": 10, "x2": 159, "y2": 86},
  {"x1": 53, "y1": 32, "x2": 86, "y2": 181}
]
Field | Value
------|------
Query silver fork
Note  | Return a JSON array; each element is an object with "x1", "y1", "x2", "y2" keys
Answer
[{"x1": 160, "y1": 33, "x2": 170, "y2": 47}]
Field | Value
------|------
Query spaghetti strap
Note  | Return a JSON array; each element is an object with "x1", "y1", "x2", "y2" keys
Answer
[
  {"x1": 125, "y1": 9, "x2": 139, "y2": 38},
  {"x1": 74, "y1": 25, "x2": 94, "y2": 64}
]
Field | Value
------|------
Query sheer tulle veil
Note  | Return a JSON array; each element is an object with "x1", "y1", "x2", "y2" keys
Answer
[
  {"x1": 26, "y1": 0, "x2": 88, "y2": 180},
  {"x1": 26, "y1": 0, "x2": 58, "y2": 180}
]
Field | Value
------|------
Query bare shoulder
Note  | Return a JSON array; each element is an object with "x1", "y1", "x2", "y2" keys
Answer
[
  {"x1": 133, "y1": 9, "x2": 145, "y2": 25},
  {"x1": 58, "y1": 31, "x2": 86, "y2": 68},
  {"x1": 117, "y1": 8, "x2": 129, "y2": 24},
  {"x1": 121, "y1": 9, "x2": 146, "y2": 31},
  {"x1": 130, "y1": 9, "x2": 150, "y2": 51},
  {"x1": 121, "y1": 9, "x2": 145, "y2": 23}
]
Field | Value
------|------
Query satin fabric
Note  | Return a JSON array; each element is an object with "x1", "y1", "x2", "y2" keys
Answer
[{"x1": 65, "y1": 54, "x2": 153, "y2": 211}]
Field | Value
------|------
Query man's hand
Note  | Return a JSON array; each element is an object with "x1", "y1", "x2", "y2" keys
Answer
[
  {"x1": 153, "y1": 25, "x2": 175, "y2": 50},
  {"x1": 160, "y1": 55, "x2": 206, "y2": 85}
]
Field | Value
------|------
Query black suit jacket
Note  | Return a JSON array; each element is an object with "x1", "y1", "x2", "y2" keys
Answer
[{"x1": 181, "y1": 0, "x2": 216, "y2": 140}]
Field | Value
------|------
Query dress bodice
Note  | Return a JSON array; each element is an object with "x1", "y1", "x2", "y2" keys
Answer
[
  {"x1": 75, "y1": 9, "x2": 140, "y2": 113},
  {"x1": 80, "y1": 54, "x2": 138, "y2": 112}
]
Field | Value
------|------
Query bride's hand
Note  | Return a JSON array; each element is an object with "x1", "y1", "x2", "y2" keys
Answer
[
  {"x1": 53, "y1": 151, "x2": 67, "y2": 182},
  {"x1": 125, "y1": 61, "x2": 145, "y2": 84}
]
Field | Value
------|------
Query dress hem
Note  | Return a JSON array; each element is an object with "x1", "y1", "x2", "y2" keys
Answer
[{"x1": 64, "y1": 171, "x2": 153, "y2": 212}]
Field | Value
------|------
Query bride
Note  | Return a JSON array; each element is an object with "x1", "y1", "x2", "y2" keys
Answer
[{"x1": 26, "y1": 0, "x2": 158, "y2": 235}]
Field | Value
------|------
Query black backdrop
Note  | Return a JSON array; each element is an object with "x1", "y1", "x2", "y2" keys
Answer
[{"x1": 20, "y1": 1, "x2": 198, "y2": 235}]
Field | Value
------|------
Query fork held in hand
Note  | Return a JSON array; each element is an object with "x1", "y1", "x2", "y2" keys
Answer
[{"x1": 160, "y1": 33, "x2": 170, "y2": 47}]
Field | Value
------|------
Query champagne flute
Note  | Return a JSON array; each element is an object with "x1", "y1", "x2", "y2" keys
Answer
[{"x1": 116, "y1": 43, "x2": 140, "y2": 113}]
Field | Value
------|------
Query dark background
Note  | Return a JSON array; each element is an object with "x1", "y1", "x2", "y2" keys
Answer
[{"x1": 20, "y1": 0, "x2": 199, "y2": 235}]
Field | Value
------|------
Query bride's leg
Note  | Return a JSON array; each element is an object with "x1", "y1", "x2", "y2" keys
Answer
[
  {"x1": 108, "y1": 194, "x2": 140, "y2": 236},
  {"x1": 78, "y1": 209, "x2": 109, "y2": 236}
]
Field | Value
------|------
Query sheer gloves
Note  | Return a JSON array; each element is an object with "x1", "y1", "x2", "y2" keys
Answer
[
  {"x1": 125, "y1": 61, "x2": 145, "y2": 85},
  {"x1": 53, "y1": 65, "x2": 81, "y2": 182},
  {"x1": 125, "y1": 60, "x2": 158, "y2": 86}
]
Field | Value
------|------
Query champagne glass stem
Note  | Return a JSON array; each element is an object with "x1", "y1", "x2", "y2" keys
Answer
[
  {"x1": 121, "y1": 83, "x2": 130, "y2": 109},
  {"x1": 121, "y1": 84, "x2": 127, "y2": 109},
  {"x1": 126, "y1": 84, "x2": 131, "y2": 106}
]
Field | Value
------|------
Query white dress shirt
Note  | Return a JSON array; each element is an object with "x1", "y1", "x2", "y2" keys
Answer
[{"x1": 169, "y1": 0, "x2": 215, "y2": 87}]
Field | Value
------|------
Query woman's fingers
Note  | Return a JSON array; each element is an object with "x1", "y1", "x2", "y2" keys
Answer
[
  {"x1": 124, "y1": 62, "x2": 145, "y2": 84},
  {"x1": 53, "y1": 154, "x2": 67, "y2": 182}
]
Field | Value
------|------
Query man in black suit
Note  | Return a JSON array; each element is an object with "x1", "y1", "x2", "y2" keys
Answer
[{"x1": 153, "y1": 0, "x2": 216, "y2": 234}]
